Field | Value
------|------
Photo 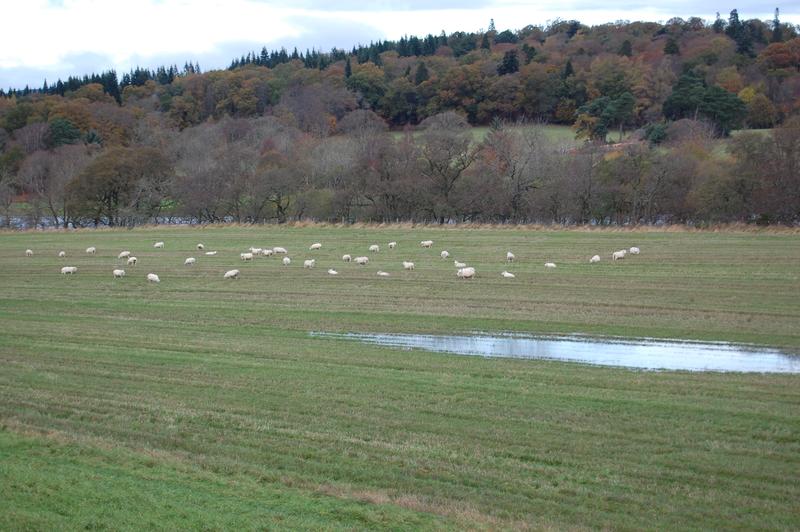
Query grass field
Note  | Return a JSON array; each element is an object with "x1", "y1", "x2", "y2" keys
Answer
[{"x1": 1, "y1": 225, "x2": 799, "y2": 529}]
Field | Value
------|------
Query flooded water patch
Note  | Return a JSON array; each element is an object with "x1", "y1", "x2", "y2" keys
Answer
[{"x1": 312, "y1": 332, "x2": 800, "y2": 373}]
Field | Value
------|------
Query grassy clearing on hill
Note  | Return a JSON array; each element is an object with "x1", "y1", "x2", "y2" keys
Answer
[{"x1": 1, "y1": 225, "x2": 799, "y2": 529}]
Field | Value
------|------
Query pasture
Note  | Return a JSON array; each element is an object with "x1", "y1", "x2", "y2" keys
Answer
[{"x1": 1, "y1": 225, "x2": 799, "y2": 529}]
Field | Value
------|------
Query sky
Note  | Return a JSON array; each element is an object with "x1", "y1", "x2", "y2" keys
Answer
[{"x1": 1, "y1": 0, "x2": 797, "y2": 89}]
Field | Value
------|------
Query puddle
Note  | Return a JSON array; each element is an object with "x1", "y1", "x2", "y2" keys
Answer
[{"x1": 313, "y1": 332, "x2": 800, "y2": 373}]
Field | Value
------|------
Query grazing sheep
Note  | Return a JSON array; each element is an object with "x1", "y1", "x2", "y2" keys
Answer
[
  {"x1": 58, "y1": 251, "x2": 66, "y2": 258},
  {"x1": 113, "y1": 269, "x2": 125, "y2": 278},
  {"x1": 402, "y1": 261, "x2": 415, "y2": 270},
  {"x1": 309, "y1": 243, "x2": 322, "y2": 250},
  {"x1": 250, "y1": 247, "x2": 263, "y2": 255},
  {"x1": 61, "y1": 266, "x2": 77, "y2": 275},
  {"x1": 282, "y1": 257, "x2": 291, "y2": 266},
  {"x1": 376, "y1": 271, "x2": 390, "y2": 277},
  {"x1": 506, "y1": 251, "x2": 515, "y2": 262},
  {"x1": 262, "y1": 249, "x2": 274, "y2": 256},
  {"x1": 127, "y1": 256, "x2": 138, "y2": 265},
  {"x1": 224, "y1": 269, "x2": 240, "y2": 279},
  {"x1": 328, "y1": 269, "x2": 338, "y2": 275},
  {"x1": 147, "y1": 273, "x2": 160, "y2": 283},
  {"x1": 501, "y1": 271, "x2": 515, "y2": 278},
  {"x1": 612, "y1": 250, "x2": 626, "y2": 261},
  {"x1": 629, "y1": 246, "x2": 640, "y2": 255},
  {"x1": 369, "y1": 244, "x2": 380, "y2": 252},
  {"x1": 388, "y1": 241, "x2": 397, "y2": 249},
  {"x1": 240, "y1": 252, "x2": 254, "y2": 261},
  {"x1": 544, "y1": 262, "x2": 557, "y2": 269},
  {"x1": 440, "y1": 250, "x2": 450, "y2": 259},
  {"x1": 457, "y1": 267, "x2": 476, "y2": 279},
  {"x1": 454, "y1": 260, "x2": 466, "y2": 269},
  {"x1": 303, "y1": 259, "x2": 316, "y2": 269},
  {"x1": 118, "y1": 251, "x2": 131, "y2": 259},
  {"x1": 154, "y1": 241, "x2": 164, "y2": 249},
  {"x1": 354, "y1": 256, "x2": 369, "y2": 265},
  {"x1": 273, "y1": 247, "x2": 288, "y2": 254},
  {"x1": 25, "y1": 249, "x2": 33, "y2": 257},
  {"x1": 205, "y1": 251, "x2": 217, "y2": 256},
  {"x1": 590, "y1": 255, "x2": 601, "y2": 263},
  {"x1": 342, "y1": 254, "x2": 352, "y2": 262},
  {"x1": 420, "y1": 240, "x2": 434, "y2": 248},
  {"x1": 184, "y1": 257, "x2": 196, "y2": 266},
  {"x1": 86, "y1": 246, "x2": 96, "y2": 254},
  {"x1": 197, "y1": 243, "x2": 204, "y2": 250}
]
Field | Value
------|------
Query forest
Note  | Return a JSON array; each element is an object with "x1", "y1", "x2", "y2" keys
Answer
[{"x1": 0, "y1": 9, "x2": 798, "y2": 227}]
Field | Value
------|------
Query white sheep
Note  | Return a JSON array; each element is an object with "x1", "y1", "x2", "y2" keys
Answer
[
  {"x1": 402, "y1": 261, "x2": 415, "y2": 270},
  {"x1": 544, "y1": 262, "x2": 557, "y2": 269},
  {"x1": 25, "y1": 249, "x2": 33, "y2": 257},
  {"x1": 197, "y1": 243, "x2": 204, "y2": 250},
  {"x1": 205, "y1": 251, "x2": 217, "y2": 256},
  {"x1": 369, "y1": 244, "x2": 380, "y2": 252},
  {"x1": 342, "y1": 254, "x2": 352, "y2": 262},
  {"x1": 240, "y1": 252, "x2": 254, "y2": 261},
  {"x1": 506, "y1": 251, "x2": 515, "y2": 262},
  {"x1": 590, "y1": 255, "x2": 601, "y2": 263},
  {"x1": 376, "y1": 271, "x2": 390, "y2": 277},
  {"x1": 303, "y1": 259, "x2": 316, "y2": 269},
  {"x1": 113, "y1": 269, "x2": 126, "y2": 278},
  {"x1": 118, "y1": 251, "x2": 131, "y2": 259},
  {"x1": 354, "y1": 256, "x2": 369, "y2": 265},
  {"x1": 501, "y1": 271, "x2": 515, "y2": 278},
  {"x1": 420, "y1": 240, "x2": 434, "y2": 248},
  {"x1": 282, "y1": 257, "x2": 291, "y2": 266},
  {"x1": 224, "y1": 269, "x2": 240, "y2": 279},
  {"x1": 612, "y1": 250, "x2": 626, "y2": 261},
  {"x1": 328, "y1": 269, "x2": 338, "y2": 275},
  {"x1": 154, "y1": 241, "x2": 164, "y2": 249},
  {"x1": 127, "y1": 256, "x2": 138, "y2": 265},
  {"x1": 454, "y1": 260, "x2": 466, "y2": 269},
  {"x1": 250, "y1": 247, "x2": 263, "y2": 255},
  {"x1": 61, "y1": 266, "x2": 77, "y2": 275},
  {"x1": 58, "y1": 251, "x2": 66, "y2": 258},
  {"x1": 629, "y1": 246, "x2": 640, "y2": 255},
  {"x1": 440, "y1": 250, "x2": 450, "y2": 259},
  {"x1": 388, "y1": 241, "x2": 397, "y2": 249},
  {"x1": 273, "y1": 247, "x2": 288, "y2": 254},
  {"x1": 184, "y1": 257, "x2": 196, "y2": 266},
  {"x1": 147, "y1": 273, "x2": 160, "y2": 283},
  {"x1": 457, "y1": 267, "x2": 475, "y2": 279},
  {"x1": 262, "y1": 249, "x2": 274, "y2": 256},
  {"x1": 309, "y1": 243, "x2": 322, "y2": 250},
  {"x1": 86, "y1": 246, "x2": 96, "y2": 254}
]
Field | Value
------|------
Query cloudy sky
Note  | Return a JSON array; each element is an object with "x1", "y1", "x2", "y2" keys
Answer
[{"x1": 1, "y1": 0, "x2": 796, "y2": 89}]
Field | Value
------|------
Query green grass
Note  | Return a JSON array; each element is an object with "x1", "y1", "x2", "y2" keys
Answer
[{"x1": 1, "y1": 225, "x2": 799, "y2": 529}]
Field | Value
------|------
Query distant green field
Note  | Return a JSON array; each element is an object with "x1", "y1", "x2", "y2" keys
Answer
[{"x1": 1, "y1": 226, "x2": 799, "y2": 529}]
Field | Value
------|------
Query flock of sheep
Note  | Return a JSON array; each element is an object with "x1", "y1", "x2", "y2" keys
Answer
[{"x1": 25, "y1": 239, "x2": 642, "y2": 284}]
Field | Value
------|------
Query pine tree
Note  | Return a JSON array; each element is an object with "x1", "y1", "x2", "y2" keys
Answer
[
  {"x1": 663, "y1": 38, "x2": 680, "y2": 55},
  {"x1": 481, "y1": 33, "x2": 491, "y2": 50},
  {"x1": 772, "y1": 8, "x2": 783, "y2": 42},
  {"x1": 618, "y1": 40, "x2": 632, "y2": 57},
  {"x1": 497, "y1": 50, "x2": 519, "y2": 75},
  {"x1": 345, "y1": 57, "x2": 352, "y2": 78},
  {"x1": 562, "y1": 59, "x2": 574, "y2": 79},
  {"x1": 488, "y1": 18, "x2": 496, "y2": 33},
  {"x1": 414, "y1": 62, "x2": 429, "y2": 84}
]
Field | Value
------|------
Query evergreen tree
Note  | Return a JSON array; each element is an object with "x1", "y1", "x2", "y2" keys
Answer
[
  {"x1": 712, "y1": 12, "x2": 725, "y2": 33},
  {"x1": 345, "y1": 57, "x2": 352, "y2": 78},
  {"x1": 481, "y1": 33, "x2": 491, "y2": 50},
  {"x1": 562, "y1": 59, "x2": 574, "y2": 79},
  {"x1": 497, "y1": 50, "x2": 519, "y2": 75},
  {"x1": 414, "y1": 62, "x2": 429, "y2": 85},
  {"x1": 618, "y1": 40, "x2": 632, "y2": 57},
  {"x1": 772, "y1": 8, "x2": 783, "y2": 42},
  {"x1": 521, "y1": 43, "x2": 537, "y2": 64},
  {"x1": 488, "y1": 18, "x2": 496, "y2": 33},
  {"x1": 664, "y1": 38, "x2": 680, "y2": 55}
]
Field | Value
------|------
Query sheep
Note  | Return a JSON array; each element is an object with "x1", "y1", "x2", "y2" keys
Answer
[
  {"x1": 369, "y1": 244, "x2": 380, "y2": 252},
  {"x1": 440, "y1": 250, "x2": 450, "y2": 259},
  {"x1": 457, "y1": 267, "x2": 476, "y2": 279},
  {"x1": 354, "y1": 256, "x2": 369, "y2": 265},
  {"x1": 58, "y1": 251, "x2": 66, "y2": 258},
  {"x1": 262, "y1": 249, "x2": 274, "y2": 256},
  {"x1": 402, "y1": 261, "x2": 415, "y2": 270},
  {"x1": 25, "y1": 249, "x2": 33, "y2": 257},
  {"x1": 327, "y1": 269, "x2": 338, "y2": 275},
  {"x1": 544, "y1": 262, "x2": 557, "y2": 269},
  {"x1": 147, "y1": 273, "x2": 160, "y2": 283},
  {"x1": 506, "y1": 251, "x2": 515, "y2": 262},
  {"x1": 118, "y1": 251, "x2": 131, "y2": 259},
  {"x1": 273, "y1": 247, "x2": 288, "y2": 254},
  {"x1": 205, "y1": 251, "x2": 217, "y2": 256},
  {"x1": 420, "y1": 240, "x2": 434, "y2": 248},
  {"x1": 127, "y1": 256, "x2": 138, "y2": 265},
  {"x1": 388, "y1": 241, "x2": 397, "y2": 249},
  {"x1": 250, "y1": 247, "x2": 263, "y2": 255},
  {"x1": 612, "y1": 250, "x2": 626, "y2": 261},
  {"x1": 376, "y1": 271, "x2": 390, "y2": 277},
  {"x1": 154, "y1": 241, "x2": 164, "y2": 249},
  {"x1": 61, "y1": 266, "x2": 77, "y2": 275},
  {"x1": 303, "y1": 259, "x2": 316, "y2": 269},
  {"x1": 629, "y1": 246, "x2": 640, "y2": 255},
  {"x1": 501, "y1": 271, "x2": 515, "y2": 278},
  {"x1": 282, "y1": 257, "x2": 291, "y2": 266},
  {"x1": 113, "y1": 269, "x2": 125, "y2": 278},
  {"x1": 197, "y1": 243, "x2": 204, "y2": 250},
  {"x1": 86, "y1": 246, "x2": 96, "y2": 254},
  {"x1": 184, "y1": 257, "x2": 196, "y2": 266},
  {"x1": 590, "y1": 255, "x2": 601, "y2": 263},
  {"x1": 240, "y1": 252, "x2": 254, "y2": 261},
  {"x1": 309, "y1": 243, "x2": 322, "y2": 250},
  {"x1": 342, "y1": 254, "x2": 352, "y2": 262},
  {"x1": 454, "y1": 260, "x2": 467, "y2": 269},
  {"x1": 224, "y1": 269, "x2": 240, "y2": 279}
]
